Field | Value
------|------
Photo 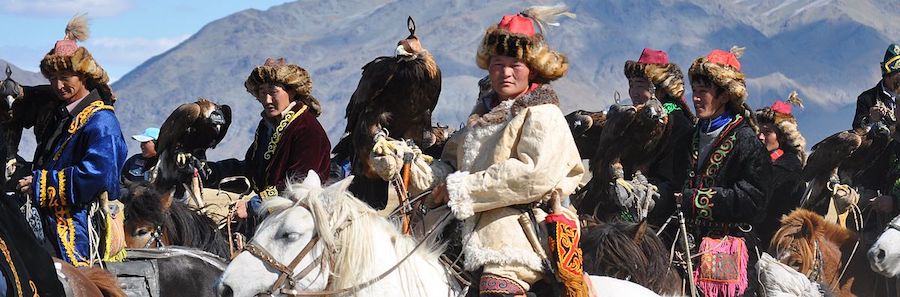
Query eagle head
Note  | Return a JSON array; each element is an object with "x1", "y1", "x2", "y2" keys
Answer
[
  {"x1": 639, "y1": 98, "x2": 666, "y2": 124},
  {"x1": 395, "y1": 16, "x2": 426, "y2": 58}
]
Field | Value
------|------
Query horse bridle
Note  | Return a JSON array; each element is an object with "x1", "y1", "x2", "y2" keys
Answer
[
  {"x1": 241, "y1": 203, "x2": 452, "y2": 297},
  {"x1": 243, "y1": 234, "x2": 323, "y2": 296},
  {"x1": 887, "y1": 214, "x2": 900, "y2": 232},
  {"x1": 143, "y1": 224, "x2": 165, "y2": 248}
]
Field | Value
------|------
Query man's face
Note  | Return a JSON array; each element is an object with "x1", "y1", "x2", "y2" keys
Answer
[
  {"x1": 887, "y1": 72, "x2": 900, "y2": 94},
  {"x1": 628, "y1": 77, "x2": 653, "y2": 105},
  {"x1": 140, "y1": 140, "x2": 157, "y2": 158},
  {"x1": 757, "y1": 123, "x2": 780, "y2": 152},
  {"x1": 691, "y1": 81, "x2": 728, "y2": 120},
  {"x1": 49, "y1": 70, "x2": 87, "y2": 104},
  {"x1": 256, "y1": 83, "x2": 294, "y2": 119},
  {"x1": 488, "y1": 56, "x2": 532, "y2": 100}
]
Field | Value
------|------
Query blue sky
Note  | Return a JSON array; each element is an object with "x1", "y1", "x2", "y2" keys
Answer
[{"x1": 0, "y1": 0, "x2": 289, "y2": 81}]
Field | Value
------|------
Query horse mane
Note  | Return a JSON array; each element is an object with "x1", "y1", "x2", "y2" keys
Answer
[
  {"x1": 581, "y1": 220, "x2": 680, "y2": 295},
  {"x1": 774, "y1": 209, "x2": 855, "y2": 249},
  {"x1": 124, "y1": 183, "x2": 230, "y2": 259},
  {"x1": 266, "y1": 176, "x2": 445, "y2": 293},
  {"x1": 80, "y1": 266, "x2": 127, "y2": 297}
]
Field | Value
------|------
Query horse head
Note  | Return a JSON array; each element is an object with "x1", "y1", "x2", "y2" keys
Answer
[
  {"x1": 122, "y1": 182, "x2": 174, "y2": 248},
  {"x1": 868, "y1": 213, "x2": 900, "y2": 277},
  {"x1": 770, "y1": 209, "x2": 824, "y2": 277},
  {"x1": 218, "y1": 172, "x2": 341, "y2": 297}
]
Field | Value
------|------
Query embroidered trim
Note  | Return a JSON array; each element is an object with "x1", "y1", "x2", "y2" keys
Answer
[
  {"x1": 51, "y1": 170, "x2": 85, "y2": 266},
  {"x1": 663, "y1": 102, "x2": 682, "y2": 114},
  {"x1": 259, "y1": 186, "x2": 279, "y2": 198},
  {"x1": 693, "y1": 188, "x2": 717, "y2": 220},
  {"x1": 38, "y1": 170, "x2": 49, "y2": 207},
  {"x1": 479, "y1": 274, "x2": 526, "y2": 295},
  {"x1": 53, "y1": 100, "x2": 115, "y2": 161},
  {"x1": 689, "y1": 115, "x2": 744, "y2": 189},
  {"x1": 264, "y1": 105, "x2": 307, "y2": 161},
  {"x1": 28, "y1": 281, "x2": 37, "y2": 297},
  {"x1": 0, "y1": 237, "x2": 23, "y2": 297}
]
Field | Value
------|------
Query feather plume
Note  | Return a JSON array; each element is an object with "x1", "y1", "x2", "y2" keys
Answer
[
  {"x1": 65, "y1": 14, "x2": 90, "y2": 42},
  {"x1": 520, "y1": 4, "x2": 576, "y2": 34},
  {"x1": 787, "y1": 90, "x2": 804, "y2": 109},
  {"x1": 730, "y1": 45, "x2": 745, "y2": 59}
]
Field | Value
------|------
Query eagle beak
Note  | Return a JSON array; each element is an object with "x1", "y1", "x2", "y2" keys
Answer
[{"x1": 395, "y1": 44, "x2": 412, "y2": 57}]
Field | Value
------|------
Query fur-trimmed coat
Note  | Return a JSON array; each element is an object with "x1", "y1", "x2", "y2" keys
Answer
[
  {"x1": 758, "y1": 149, "x2": 805, "y2": 249},
  {"x1": 437, "y1": 84, "x2": 584, "y2": 272}
]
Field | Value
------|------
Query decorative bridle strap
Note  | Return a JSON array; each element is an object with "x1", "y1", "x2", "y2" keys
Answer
[
  {"x1": 887, "y1": 214, "x2": 900, "y2": 231},
  {"x1": 143, "y1": 225, "x2": 164, "y2": 249},
  {"x1": 244, "y1": 234, "x2": 320, "y2": 294}
]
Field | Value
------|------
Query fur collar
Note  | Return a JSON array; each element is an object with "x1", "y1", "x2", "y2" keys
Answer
[{"x1": 468, "y1": 84, "x2": 560, "y2": 127}]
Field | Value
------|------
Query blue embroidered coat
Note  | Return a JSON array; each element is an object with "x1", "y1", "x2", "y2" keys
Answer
[{"x1": 30, "y1": 93, "x2": 126, "y2": 266}]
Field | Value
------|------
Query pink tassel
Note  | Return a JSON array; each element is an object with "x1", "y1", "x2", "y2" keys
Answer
[{"x1": 693, "y1": 236, "x2": 749, "y2": 297}]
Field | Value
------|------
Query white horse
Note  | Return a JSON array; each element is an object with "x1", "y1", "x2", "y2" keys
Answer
[
  {"x1": 868, "y1": 213, "x2": 900, "y2": 277},
  {"x1": 217, "y1": 172, "x2": 661, "y2": 296}
]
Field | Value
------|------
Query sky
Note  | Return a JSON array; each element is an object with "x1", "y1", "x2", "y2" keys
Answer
[{"x1": 0, "y1": 0, "x2": 290, "y2": 81}]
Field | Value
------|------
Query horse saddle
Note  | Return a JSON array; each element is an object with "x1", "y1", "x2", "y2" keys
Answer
[{"x1": 105, "y1": 254, "x2": 162, "y2": 297}]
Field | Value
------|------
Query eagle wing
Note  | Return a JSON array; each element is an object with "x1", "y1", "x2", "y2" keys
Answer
[
  {"x1": 344, "y1": 56, "x2": 398, "y2": 134},
  {"x1": 590, "y1": 104, "x2": 636, "y2": 169},
  {"x1": 802, "y1": 129, "x2": 863, "y2": 182},
  {"x1": 157, "y1": 102, "x2": 203, "y2": 155}
]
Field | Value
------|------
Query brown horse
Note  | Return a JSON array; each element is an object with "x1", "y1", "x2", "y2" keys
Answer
[
  {"x1": 581, "y1": 219, "x2": 683, "y2": 295},
  {"x1": 122, "y1": 182, "x2": 231, "y2": 259},
  {"x1": 53, "y1": 258, "x2": 126, "y2": 297},
  {"x1": 769, "y1": 208, "x2": 883, "y2": 296}
]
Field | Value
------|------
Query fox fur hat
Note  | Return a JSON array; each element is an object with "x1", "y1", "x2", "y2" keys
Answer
[
  {"x1": 475, "y1": 5, "x2": 574, "y2": 83},
  {"x1": 244, "y1": 58, "x2": 321, "y2": 116},
  {"x1": 40, "y1": 14, "x2": 115, "y2": 103}
]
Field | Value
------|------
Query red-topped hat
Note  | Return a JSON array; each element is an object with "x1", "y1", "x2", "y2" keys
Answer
[
  {"x1": 705, "y1": 49, "x2": 741, "y2": 71},
  {"x1": 497, "y1": 14, "x2": 535, "y2": 36},
  {"x1": 771, "y1": 100, "x2": 792, "y2": 114},
  {"x1": 638, "y1": 48, "x2": 668, "y2": 65},
  {"x1": 53, "y1": 39, "x2": 78, "y2": 56}
]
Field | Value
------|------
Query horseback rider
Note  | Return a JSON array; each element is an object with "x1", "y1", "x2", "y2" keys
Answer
[
  {"x1": 15, "y1": 15, "x2": 128, "y2": 266},
  {"x1": 122, "y1": 127, "x2": 159, "y2": 184},
  {"x1": 859, "y1": 44, "x2": 900, "y2": 222},
  {"x1": 419, "y1": 7, "x2": 585, "y2": 296},
  {"x1": 203, "y1": 58, "x2": 331, "y2": 218},
  {"x1": 674, "y1": 47, "x2": 773, "y2": 296},
  {"x1": 753, "y1": 93, "x2": 807, "y2": 249}
]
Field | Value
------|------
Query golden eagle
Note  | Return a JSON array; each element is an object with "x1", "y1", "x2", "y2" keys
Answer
[
  {"x1": 565, "y1": 109, "x2": 607, "y2": 159},
  {"x1": 343, "y1": 16, "x2": 441, "y2": 180},
  {"x1": 800, "y1": 122, "x2": 892, "y2": 210},
  {"x1": 576, "y1": 98, "x2": 671, "y2": 218},
  {"x1": 154, "y1": 99, "x2": 231, "y2": 188}
]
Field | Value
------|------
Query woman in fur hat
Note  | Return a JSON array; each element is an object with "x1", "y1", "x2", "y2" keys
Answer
[
  {"x1": 15, "y1": 15, "x2": 128, "y2": 266},
  {"x1": 676, "y1": 47, "x2": 772, "y2": 297},
  {"x1": 422, "y1": 5, "x2": 586, "y2": 296},
  {"x1": 205, "y1": 58, "x2": 331, "y2": 219},
  {"x1": 753, "y1": 92, "x2": 807, "y2": 249}
]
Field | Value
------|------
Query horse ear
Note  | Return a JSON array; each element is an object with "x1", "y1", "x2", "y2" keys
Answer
[
  {"x1": 632, "y1": 220, "x2": 648, "y2": 245},
  {"x1": 302, "y1": 170, "x2": 321, "y2": 187},
  {"x1": 160, "y1": 188, "x2": 175, "y2": 211},
  {"x1": 799, "y1": 216, "x2": 816, "y2": 240},
  {"x1": 335, "y1": 176, "x2": 354, "y2": 193}
]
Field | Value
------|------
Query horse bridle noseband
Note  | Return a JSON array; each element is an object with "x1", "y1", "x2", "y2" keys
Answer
[
  {"x1": 144, "y1": 225, "x2": 164, "y2": 248},
  {"x1": 243, "y1": 234, "x2": 322, "y2": 296}
]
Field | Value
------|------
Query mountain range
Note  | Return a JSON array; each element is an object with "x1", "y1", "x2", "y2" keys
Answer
[{"x1": 4, "y1": 0, "x2": 899, "y2": 160}]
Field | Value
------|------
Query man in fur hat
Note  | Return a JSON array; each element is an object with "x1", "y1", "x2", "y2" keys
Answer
[
  {"x1": 853, "y1": 44, "x2": 900, "y2": 130},
  {"x1": 675, "y1": 47, "x2": 772, "y2": 297},
  {"x1": 418, "y1": 6, "x2": 585, "y2": 296},
  {"x1": 754, "y1": 92, "x2": 807, "y2": 248},
  {"x1": 15, "y1": 15, "x2": 127, "y2": 266},
  {"x1": 206, "y1": 58, "x2": 330, "y2": 218}
]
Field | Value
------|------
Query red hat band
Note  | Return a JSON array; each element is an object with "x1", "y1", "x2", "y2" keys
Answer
[
  {"x1": 497, "y1": 14, "x2": 535, "y2": 36},
  {"x1": 706, "y1": 49, "x2": 741, "y2": 71}
]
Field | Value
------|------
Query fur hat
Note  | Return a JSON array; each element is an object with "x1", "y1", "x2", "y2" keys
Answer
[
  {"x1": 883, "y1": 43, "x2": 900, "y2": 76},
  {"x1": 756, "y1": 91, "x2": 806, "y2": 163},
  {"x1": 475, "y1": 5, "x2": 574, "y2": 82},
  {"x1": 688, "y1": 46, "x2": 747, "y2": 105},
  {"x1": 39, "y1": 14, "x2": 115, "y2": 103},
  {"x1": 624, "y1": 48, "x2": 689, "y2": 108},
  {"x1": 244, "y1": 58, "x2": 321, "y2": 116}
]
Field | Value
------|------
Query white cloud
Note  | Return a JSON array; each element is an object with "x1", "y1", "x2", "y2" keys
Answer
[
  {"x1": 0, "y1": 0, "x2": 132, "y2": 17},
  {"x1": 83, "y1": 34, "x2": 189, "y2": 82}
]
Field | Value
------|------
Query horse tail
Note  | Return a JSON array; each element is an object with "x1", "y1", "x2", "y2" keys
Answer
[{"x1": 79, "y1": 266, "x2": 126, "y2": 297}]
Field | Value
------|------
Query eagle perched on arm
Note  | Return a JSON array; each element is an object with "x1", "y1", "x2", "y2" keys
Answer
[
  {"x1": 343, "y1": 16, "x2": 441, "y2": 179},
  {"x1": 576, "y1": 98, "x2": 671, "y2": 219},
  {"x1": 800, "y1": 122, "x2": 892, "y2": 210},
  {"x1": 154, "y1": 99, "x2": 231, "y2": 189}
]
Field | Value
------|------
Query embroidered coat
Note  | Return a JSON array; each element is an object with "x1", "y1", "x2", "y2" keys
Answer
[
  {"x1": 440, "y1": 84, "x2": 585, "y2": 272},
  {"x1": 30, "y1": 93, "x2": 127, "y2": 266},
  {"x1": 212, "y1": 103, "x2": 331, "y2": 198}
]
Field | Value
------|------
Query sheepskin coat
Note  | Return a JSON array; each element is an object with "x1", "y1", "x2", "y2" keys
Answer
[{"x1": 440, "y1": 84, "x2": 584, "y2": 272}]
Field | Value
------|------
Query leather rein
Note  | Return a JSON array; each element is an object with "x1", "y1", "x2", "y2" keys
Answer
[{"x1": 242, "y1": 203, "x2": 452, "y2": 296}]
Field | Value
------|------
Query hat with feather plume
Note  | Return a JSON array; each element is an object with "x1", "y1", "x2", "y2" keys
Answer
[
  {"x1": 40, "y1": 14, "x2": 114, "y2": 103},
  {"x1": 476, "y1": 4, "x2": 575, "y2": 82}
]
